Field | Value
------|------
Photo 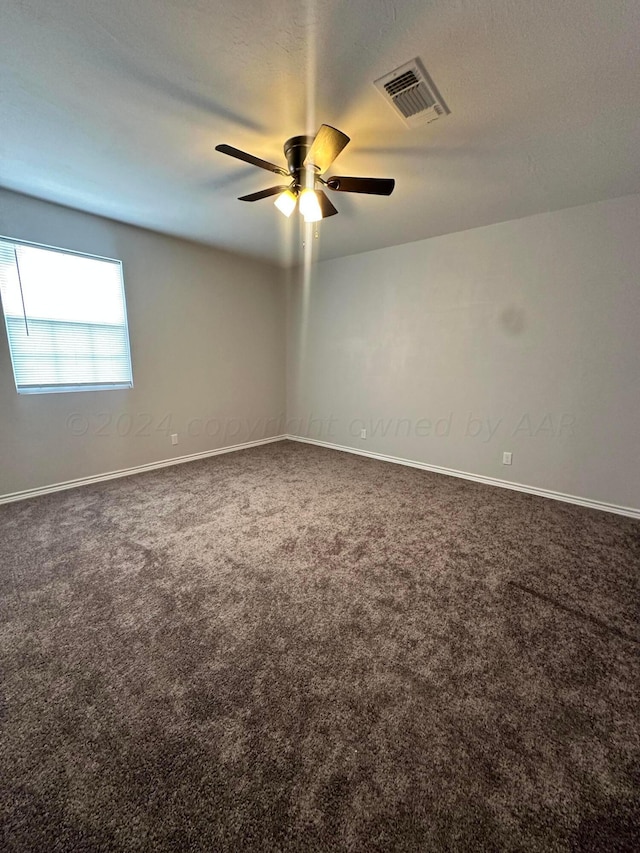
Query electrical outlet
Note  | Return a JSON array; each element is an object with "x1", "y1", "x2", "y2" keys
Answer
[
  {"x1": 502, "y1": 451, "x2": 512, "y2": 465},
  {"x1": 360, "y1": 428, "x2": 367, "y2": 439},
  {"x1": 171, "y1": 434, "x2": 178, "y2": 446}
]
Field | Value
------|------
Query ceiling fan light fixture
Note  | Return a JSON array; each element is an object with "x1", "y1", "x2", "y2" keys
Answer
[
  {"x1": 274, "y1": 189, "x2": 297, "y2": 217},
  {"x1": 216, "y1": 124, "x2": 397, "y2": 222},
  {"x1": 299, "y1": 188, "x2": 322, "y2": 223}
]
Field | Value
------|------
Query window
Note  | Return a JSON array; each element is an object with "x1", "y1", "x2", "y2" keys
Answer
[{"x1": 0, "y1": 238, "x2": 133, "y2": 394}]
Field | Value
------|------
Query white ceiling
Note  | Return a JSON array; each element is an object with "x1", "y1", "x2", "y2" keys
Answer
[{"x1": 2, "y1": 0, "x2": 640, "y2": 266}]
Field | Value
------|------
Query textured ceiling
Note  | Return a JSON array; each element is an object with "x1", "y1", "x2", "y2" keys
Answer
[{"x1": 1, "y1": 0, "x2": 640, "y2": 265}]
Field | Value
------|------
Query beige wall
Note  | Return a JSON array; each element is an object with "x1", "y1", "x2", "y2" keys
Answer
[
  {"x1": 287, "y1": 194, "x2": 640, "y2": 510},
  {"x1": 3, "y1": 188, "x2": 639, "y2": 511},
  {"x1": 0, "y1": 189, "x2": 286, "y2": 496}
]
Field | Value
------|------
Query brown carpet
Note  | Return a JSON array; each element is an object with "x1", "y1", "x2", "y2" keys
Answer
[{"x1": 0, "y1": 440, "x2": 638, "y2": 852}]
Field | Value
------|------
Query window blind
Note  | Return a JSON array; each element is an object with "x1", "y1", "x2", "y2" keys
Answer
[{"x1": 0, "y1": 239, "x2": 133, "y2": 394}]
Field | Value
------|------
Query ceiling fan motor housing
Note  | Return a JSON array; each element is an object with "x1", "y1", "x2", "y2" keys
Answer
[{"x1": 284, "y1": 135, "x2": 316, "y2": 186}]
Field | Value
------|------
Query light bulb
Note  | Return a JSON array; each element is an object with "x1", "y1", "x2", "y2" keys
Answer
[
  {"x1": 299, "y1": 188, "x2": 322, "y2": 223},
  {"x1": 274, "y1": 189, "x2": 297, "y2": 217}
]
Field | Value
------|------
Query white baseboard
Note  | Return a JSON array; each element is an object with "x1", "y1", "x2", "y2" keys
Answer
[
  {"x1": 3, "y1": 433, "x2": 638, "y2": 519},
  {"x1": 285, "y1": 435, "x2": 640, "y2": 519},
  {"x1": 0, "y1": 435, "x2": 287, "y2": 505}
]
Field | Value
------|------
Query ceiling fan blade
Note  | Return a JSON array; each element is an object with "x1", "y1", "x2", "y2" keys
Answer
[
  {"x1": 316, "y1": 190, "x2": 339, "y2": 218},
  {"x1": 304, "y1": 125, "x2": 350, "y2": 174},
  {"x1": 238, "y1": 185, "x2": 290, "y2": 202},
  {"x1": 326, "y1": 177, "x2": 395, "y2": 195},
  {"x1": 215, "y1": 144, "x2": 289, "y2": 176}
]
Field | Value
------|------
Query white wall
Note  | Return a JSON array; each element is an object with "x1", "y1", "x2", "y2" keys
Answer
[
  {"x1": 287, "y1": 194, "x2": 640, "y2": 511},
  {"x1": 0, "y1": 189, "x2": 286, "y2": 496}
]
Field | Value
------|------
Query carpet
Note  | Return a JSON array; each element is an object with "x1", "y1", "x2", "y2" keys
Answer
[{"x1": 0, "y1": 440, "x2": 638, "y2": 851}]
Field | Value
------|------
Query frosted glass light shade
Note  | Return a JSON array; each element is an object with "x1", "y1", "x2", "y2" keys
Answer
[
  {"x1": 299, "y1": 188, "x2": 322, "y2": 223},
  {"x1": 274, "y1": 189, "x2": 297, "y2": 217}
]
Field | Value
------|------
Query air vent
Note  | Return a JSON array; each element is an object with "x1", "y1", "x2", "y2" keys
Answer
[{"x1": 374, "y1": 59, "x2": 450, "y2": 128}]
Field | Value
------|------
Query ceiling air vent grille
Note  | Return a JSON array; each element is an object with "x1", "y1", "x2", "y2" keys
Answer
[{"x1": 375, "y1": 59, "x2": 450, "y2": 128}]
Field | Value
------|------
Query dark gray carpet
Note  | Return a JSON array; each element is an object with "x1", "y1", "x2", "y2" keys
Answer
[{"x1": 0, "y1": 440, "x2": 638, "y2": 852}]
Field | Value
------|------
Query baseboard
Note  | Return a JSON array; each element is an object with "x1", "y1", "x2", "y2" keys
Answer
[
  {"x1": 0, "y1": 435, "x2": 287, "y2": 505},
  {"x1": 3, "y1": 433, "x2": 638, "y2": 519},
  {"x1": 285, "y1": 435, "x2": 640, "y2": 519}
]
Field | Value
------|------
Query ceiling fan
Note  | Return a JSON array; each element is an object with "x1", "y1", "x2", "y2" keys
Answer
[{"x1": 215, "y1": 124, "x2": 395, "y2": 222}]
